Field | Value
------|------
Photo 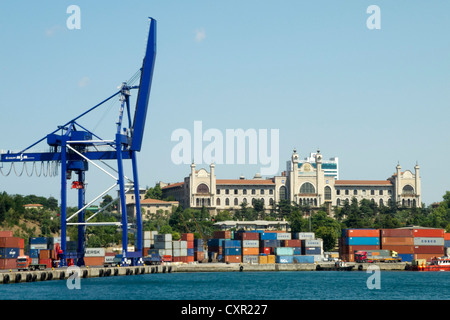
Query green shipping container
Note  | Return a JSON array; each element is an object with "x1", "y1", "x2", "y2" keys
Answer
[{"x1": 275, "y1": 247, "x2": 294, "y2": 256}]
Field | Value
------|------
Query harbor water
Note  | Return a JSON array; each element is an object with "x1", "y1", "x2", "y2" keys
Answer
[{"x1": 1, "y1": 271, "x2": 449, "y2": 300}]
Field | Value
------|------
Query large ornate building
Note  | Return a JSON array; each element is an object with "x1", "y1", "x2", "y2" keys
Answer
[{"x1": 161, "y1": 149, "x2": 421, "y2": 214}]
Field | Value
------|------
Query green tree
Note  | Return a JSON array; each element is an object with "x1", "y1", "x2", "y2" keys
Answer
[{"x1": 145, "y1": 184, "x2": 162, "y2": 200}]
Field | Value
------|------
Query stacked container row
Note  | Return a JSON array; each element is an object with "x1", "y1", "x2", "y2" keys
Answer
[
  {"x1": 0, "y1": 231, "x2": 23, "y2": 269},
  {"x1": 339, "y1": 229, "x2": 380, "y2": 262}
]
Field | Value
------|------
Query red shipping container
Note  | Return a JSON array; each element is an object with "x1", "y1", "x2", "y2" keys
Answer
[
  {"x1": 414, "y1": 246, "x2": 444, "y2": 254},
  {"x1": 381, "y1": 229, "x2": 414, "y2": 238},
  {"x1": 413, "y1": 229, "x2": 444, "y2": 238},
  {"x1": 0, "y1": 231, "x2": 13, "y2": 238},
  {"x1": 162, "y1": 255, "x2": 172, "y2": 262},
  {"x1": 380, "y1": 245, "x2": 414, "y2": 254},
  {"x1": 281, "y1": 240, "x2": 302, "y2": 247},
  {"x1": 236, "y1": 232, "x2": 260, "y2": 240},
  {"x1": 213, "y1": 231, "x2": 231, "y2": 239},
  {"x1": 260, "y1": 247, "x2": 272, "y2": 255},
  {"x1": 186, "y1": 256, "x2": 194, "y2": 263},
  {"x1": 84, "y1": 256, "x2": 104, "y2": 266},
  {"x1": 39, "y1": 258, "x2": 53, "y2": 268},
  {"x1": 0, "y1": 258, "x2": 17, "y2": 270},
  {"x1": 194, "y1": 251, "x2": 204, "y2": 261},
  {"x1": 344, "y1": 229, "x2": 380, "y2": 238},
  {"x1": 39, "y1": 250, "x2": 51, "y2": 259},
  {"x1": 187, "y1": 241, "x2": 194, "y2": 249},
  {"x1": 445, "y1": 233, "x2": 450, "y2": 240},
  {"x1": 224, "y1": 255, "x2": 241, "y2": 263},
  {"x1": 382, "y1": 237, "x2": 414, "y2": 246},
  {"x1": 181, "y1": 233, "x2": 194, "y2": 241},
  {"x1": 0, "y1": 237, "x2": 22, "y2": 248}
]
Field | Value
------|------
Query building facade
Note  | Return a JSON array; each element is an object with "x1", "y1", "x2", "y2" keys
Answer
[{"x1": 161, "y1": 149, "x2": 422, "y2": 214}]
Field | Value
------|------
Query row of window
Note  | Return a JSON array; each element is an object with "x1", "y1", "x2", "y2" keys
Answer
[
  {"x1": 195, "y1": 197, "x2": 275, "y2": 207},
  {"x1": 335, "y1": 198, "x2": 417, "y2": 207},
  {"x1": 217, "y1": 188, "x2": 274, "y2": 195},
  {"x1": 336, "y1": 189, "x2": 392, "y2": 196}
]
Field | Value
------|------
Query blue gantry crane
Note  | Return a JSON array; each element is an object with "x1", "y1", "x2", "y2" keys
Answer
[{"x1": 0, "y1": 18, "x2": 157, "y2": 267}]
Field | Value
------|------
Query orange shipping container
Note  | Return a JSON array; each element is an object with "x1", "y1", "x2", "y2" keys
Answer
[
  {"x1": 382, "y1": 237, "x2": 414, "y2": 246},
  {"x1": 194, "y1": 251, "x2": 204, "y2": 261},
  {"x1": 0, "y1": 258, "x2": 17, "y2": 270},
  {"x1": 39, "y1": 249, "x2": 51, "y2": 259},
  {"x1": 381, "y1": 229, "x2": 414, "y2": 237},
  {"x1": 445, "y1": 233, "x2": 450, "y2": 241},
  {"x1": 414, "y1": 246, "x2": 444, "y2": 254},
  {"x1": 0, "y1": 237, "x2": 22, "y2": 248},
  {"x1": 39, "y1": 258, "x2": 53, "y2": 268},
  {"x1": 224, "y1": 255, "x2": 241, "y2": 263},
  {"x1": 83, "y1": 256, "x2": 104, "y2": 266},
  {"x1": 0, "y1": 231, "x2": 13, "y2": 238},
  {"x1": 258, "y1": 255, "x2": 268, "y2": 264},
  {"x1": 413, "y1": 229, "x2": 444, "y2": 238},
  {"x1": 242, "y1": 247, "x2": 259, "y2": 255},
  {"x1": 344, "y1": 229, "x2": 380, "y2": 238},
  {"x1": 267, "y1": 255, "x2": 276, "y2": 264},
  {"x1": 414, "y1": 254, "x2": 439, "y2": 262},
  {"x1": 213, "y1": 231, "x2": 231, "y2": 239},
  {"x1": 186, "y1": 256, "x2": 194, "y2": 263}
]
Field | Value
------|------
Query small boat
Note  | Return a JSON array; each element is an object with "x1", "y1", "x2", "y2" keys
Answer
[
  {"x1": 411, "y1": 256, "x2": 450, "y2": 271},
  {"x1": 316, "y1": 261, "x2": 354, "y2": 271}
]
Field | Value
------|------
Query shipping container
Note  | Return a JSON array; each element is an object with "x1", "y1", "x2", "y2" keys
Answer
[
  {"x1": 275, "y1": 255, "x2": 294, "y2": 263},
  {"x1": 445, "y1": 240, "x2": 450, "y2": 248},
  {"x1": 342, "y1": 229, "x2": 380, "y2": 238},
  {"x1": 258, "y1": 255, "x2": 268, "y2": 264},
  {"x1": 222, "y1": 240, "x2": 241, "y2": 248},
  {"x1": 224, "y1": 248, "x2": 241, "y2": 255},
  {"x1": 0, "y1": 247, "x2": 20, "y2": 259},
  {"x1": 83, "y1": 256, "x2": 105, "y2": 266},
  {"x1": 224, "y1": 255, "x2": 241, "y2": 263},
  {"x1": 242, "y1": 255, "x2": 259, "y2": 264},
  {"x1": 208, "y1": 238, "x2": 225, "y2": 247},
  {"x1": 187, "y1": 248, "x2": 194, "y2": 256},
  {"x1": 445, "y1": 233, "x2": 450, "y2": 241},
  {"x1": 293, "y1": 255, "x2": 314, "y2": 263},
  {"x1": 344, "y1": 237, "x2": 380, "y2": 246},
  {"x1": 259, "y1": 247, "x2": 272, "y2": 255},
  {"x1": 39, "y1": 258, "x2": 53, "y2": 268},
  {"x1": 340, "y1": 245, "x2": 380, "y2": 254},
  {"x1": 194, "y1": 251, "x2": 204, "y2": 261},
  {"x1": 172, "y1": 240, "x2": 187, "y2": 249},
  {"x1": 144, "y1": 230, "x2": 158, "y2": 240},
  {"x1": 398, "y1": 254, "x2": 414, "y2": 262},
  {"x1": 259, "y1": 239, "x2": 280, "y2": 247},
  {"x1": 29, "y1": 248, "x2": 40, "y2": 258},
  {"x1": 172, "y1": 249, "x2": 188, "y2": 257},
  {"x1": 303, "y1": 247, "x2": 322, "y2": 255},
  {"x1": 39, "y1": 249, "x2": 51, "y2": 259},
  {"x1": 267, "y1": 255, "x2": 276, "y2": 264},
  {"x1": 275, "y1": 247, "x2": 294, "y2": 256},
  {"x1": 292, "y1": 232, "x2": 315, "y2": 240},
  {"x1": 381, "y1": 237, "x2": 414, "y2": 246},
  {"x1": 302, "y1": 239, "x2": 323, "y2": 247},
  {"x1": 0, "y1": 237, "x2": 22, "y2": 248},
  {"x1": 276, "y1": 233, "x2": 292, "y2": 240},
  {"x1": 413, "y1": 246, "x2": 445, "y2": 254},
  {"x1": 29, "y1": 237, "x2": 48, "y2": 245},
  {"x1": 242, "y1": 247, "x2": 259, "y2": 255},
  {"x1": 381, "y1": 229, "x2": 414, "y2": 237},
  {"x1": 213, "y1": 231, "x2": 231, "y2": 239},
  {"x1": 85, "y1": 248, "x2": 105, "y2": 257},
  {"x1": 413, "y1": 237, "x2": 445, "y2": 246},
  {"x1": 413, "y1": 228, "x2": 444, "y2": 238},
  {"x1": 235, "y1": 232, "x2": 260, "y2": 240},
  {"x1": 293, "y1": 247, "x2": 302, "y2": 255},
  {"x1": 0, "y1": 258, "x2": 17, "y2": 269},
  {"x1": 414, "y1": 254, "x2": 439, "y2": 262},
  {"x1": 242, "y1": 240, "x2": 259, "y2": 248},
  {"x1": 154, "y1": 241, "x2": 172, "y2": 250},
  {"x1": 0, "y1": 231, "x2": 13, "y2": 238},
  {"x1": 260, "y1": 232, "x2": 278, "y2": 240},
  {"x1": 30, "y1": 244, "x2": 48, "y2": 250},
  {"x1": 281, "y1": 239, "x2": 302, "y2": 247}
]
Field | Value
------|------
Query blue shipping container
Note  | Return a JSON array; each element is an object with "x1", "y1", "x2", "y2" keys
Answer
[
  {"x1": 187, "y1": 249, "x2": 194, "y2": 256},
  {"x1": 344, "y1": 237, "x2": 380, "y2": 246},
  {"x1": 275, "y1": 255, "x2": 294, "y2": 264},
  {"x1": 0, "y1": 247, "x2": 20, "y2": 259},
  {"x1": 293, "y1": 247, "x2": 302, "y2": 255},
  {"x1": 207, "y1": 239, "x2": 225, "y2": 247},
  {"x1": 222, "y1": 240, "x2": 241, "y2": 248},
  {"x1": 224, "y1": 248, "x2": 241, "y2": 255},
  {"x1": 398, "y1": 254, "x2": 414, "y2": 262},
  {"x1": 29, "y1": 237, "x2": 47, "y2": 245},
  {"x1": 260, "y1": 239, "x2": 280, "y2": 247},
  {"x1": 303, "y1": 247, "x2": 322, "y2": 255},
  {"x1": 444, "y1": 240, "x2": 450, "y2": 248},
  {"x1": 260, "y1": 232, "x2": 278, "y2": 240},
  {"x1": 293, "y1": 255, "x2": 314, "y2": 263}
]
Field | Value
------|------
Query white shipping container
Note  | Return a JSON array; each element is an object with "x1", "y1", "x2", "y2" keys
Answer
[
  {"x1": 144, "y1": 230, "x2": 158, "y2": 240},
  {"x1": 242, "y1": 240, "x2": 259, "y2": 248},
  {"x1": 85, "y1": 248, "x2": 105, "y2": 257},
  {"x1": 302, "y1": 239, "x2": 323, "y2": 247},
  {"x1": 277, "y1": 233, "x2": 292, "y2": 240},
  {"x1": 143, "y1": 240, "x2": 153, "y2": 248},
  {"x1": 30, "y1": 244, "x2": 48, "y2": 250},
  {"x1": 173, "y1": 249, "x2": 187, "y2": 257},
  {"x1": 172, "y1": 241, "x2": 187, "y2": 249},
  {"x1": 105, "y1": 255, "x2": 115, "y2": 263},
  {"x1": 293, "y1": 232, "x2": 315, "y2": 240}
]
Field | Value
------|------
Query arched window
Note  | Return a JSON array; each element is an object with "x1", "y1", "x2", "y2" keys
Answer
[
  {"x1": 269, "y1": 198, "x2": 274, "y2": 206},
  {"x1": 225, "y1": 198, "x2": 230, "y2": 206},
  {"x1": 300, "y1": 182, "x2": 315, "y2": 194},
  {"x1": 336, "y1": 199, "x2": 341, "y2": 206},
  {"x1": 324, "y1": 186, "x2": 331, "y2": 200},
  {"x1": 216, "y1": 198, "x2": 221, "y2": 206},
  {"x1": 196, "y1": 198, "x2": 200, "y2": 206},
  {"x1": 402, "y1": 185, "x2": 414, "y2": 195},
  {"x1": 234, "y1": 198, "x2": 238, "y2": 206},
  {"x1": 379, "y1": 199, "x2": 384, "y2": 207},
  {"x1": 196, "y1": 183, "x2": 209, "y2": 194},
  {"x1": 279, "y1": 186, "x2": 287, "y2": 200},
  {"x1": 243, "y1": 198, "x2": 247, "y2": 204}
]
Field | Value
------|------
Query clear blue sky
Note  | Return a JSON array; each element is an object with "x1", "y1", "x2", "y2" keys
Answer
[{"x1": 0, "y1": 1, "x2": 449, "y2": 206}]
